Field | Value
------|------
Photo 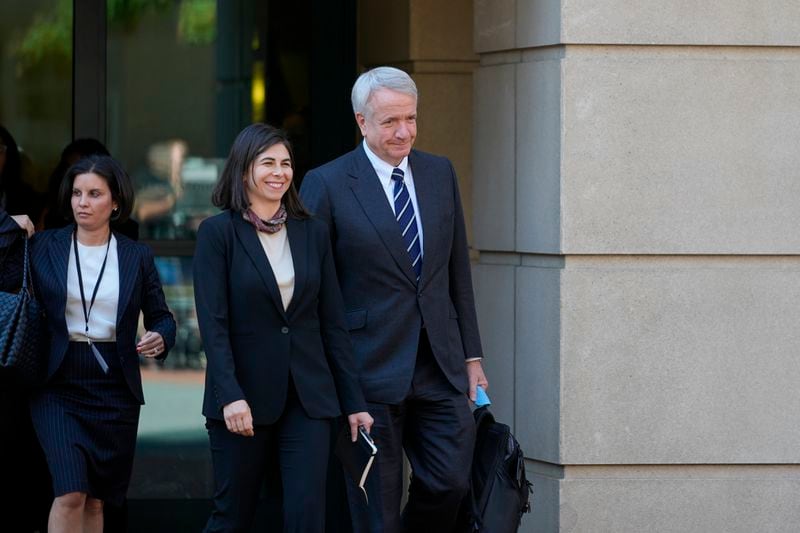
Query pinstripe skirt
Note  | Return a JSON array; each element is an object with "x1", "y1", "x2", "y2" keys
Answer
[{"x1": 30, "y1": 342, "x2": 140, "y2": 506}]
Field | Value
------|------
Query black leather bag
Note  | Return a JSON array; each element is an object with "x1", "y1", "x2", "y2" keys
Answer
[
  {"x1": 0, "y1": 235, "x2": 45, "y2": 385},
  {"x1": 458, "y1": 406, "x2": 533, "y2": 533}
]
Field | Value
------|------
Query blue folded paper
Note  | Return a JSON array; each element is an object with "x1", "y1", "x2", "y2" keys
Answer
[{"x1": 475, "y1": 385, "x2": 491, "y2": 407}]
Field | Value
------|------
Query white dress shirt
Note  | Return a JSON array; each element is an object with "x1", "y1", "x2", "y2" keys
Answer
[
  {"x1": 66, "y1": 235, "x2": 119, "y2": 342},
  {"x1": 362, "y1": 140, "x2": 424, "y2": 256}
]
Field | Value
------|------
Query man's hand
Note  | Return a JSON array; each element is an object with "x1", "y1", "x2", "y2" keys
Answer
[
  {"x1": 11, "y1": 215, "x2": 34, "y2": 237},
  {"x1": 347, "y1": 411, "x2": 374, "y2": 442},
  {"x1": 223, "y1": 399, "x2": 254, "y2": 437},
  {"x1": 467, "y1": 360, "x2": 489, "y2": 402}
]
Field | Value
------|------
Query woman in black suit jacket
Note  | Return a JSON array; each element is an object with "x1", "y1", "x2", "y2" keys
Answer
[
  {"x1": 1, "y1": 155, "x2": 176, "y2": 533},
  {"x1": 195, "y1": 124, "x2": 372, "y2": 533}
]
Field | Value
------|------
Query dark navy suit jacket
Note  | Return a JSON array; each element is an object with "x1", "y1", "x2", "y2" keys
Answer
[
  {"x1": 0, "y1": 213, "x2": 176, "y2": 404},
  {"x1": 193, "y1": 211, "x2": 366, "y2": 425},
  {"x1": 300, "y1": 145, "x2": 484, "y2": 404}
]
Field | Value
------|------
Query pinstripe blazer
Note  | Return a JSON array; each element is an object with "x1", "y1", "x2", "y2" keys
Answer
[{"x1": 8, "y1": 222, "x2": 176, "y2": 404}]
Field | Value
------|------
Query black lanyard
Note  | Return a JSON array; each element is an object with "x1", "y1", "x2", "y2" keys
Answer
[{"x1": 73, "y1": 230, "x2": 111, "y2": 344}]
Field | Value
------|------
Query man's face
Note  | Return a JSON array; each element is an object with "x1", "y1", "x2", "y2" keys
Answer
[{"x1": 356, "y1": 88, "x2": 417, "y2": 167}]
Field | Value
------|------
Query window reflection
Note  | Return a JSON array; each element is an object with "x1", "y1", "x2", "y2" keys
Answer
[
  {"x1": 132, "y1": 140, "x2": 221, "y2": 240},
  {"x1": 152, "y1": 256, "x2": 204, "y2": 369},
  {"x1": 133, "y1": 255, "x2": 210, "y2": 498},
  {"x1": 107, "y1": 0, "x2": 222, "y2": 242},
  {"x1": 0, "y1": 0, "x2": 72, "y2": 218}
]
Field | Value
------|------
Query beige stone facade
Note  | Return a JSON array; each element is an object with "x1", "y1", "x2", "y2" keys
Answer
[
  {"x1": 358, "y1": 0, "x2": 479, "y2": 239},
  {"x1": 361, "y1": 1, "x2": 800, "y2": 531}
]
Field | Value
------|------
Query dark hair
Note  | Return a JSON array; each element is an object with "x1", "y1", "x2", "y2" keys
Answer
[
  {"x1": 58, "y1": 155, "x2": 135, "y2": 224},
  {"x1": 46, "y1": 138, "x2": 111, "y2": 227},
  {"x1": 212, "y1": 123, "x2": 309, "y2": 219},
  {"x1": 0, "y1": 125, "x2": 22, "y2": 191}
]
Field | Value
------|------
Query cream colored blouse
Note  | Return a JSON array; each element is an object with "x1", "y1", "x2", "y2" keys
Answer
[{"x1": 257, "y1": 226, "x2": 294, "y2": 310}]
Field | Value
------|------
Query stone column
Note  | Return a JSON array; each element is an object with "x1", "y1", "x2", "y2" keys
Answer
[
  {"x1": 473, "y1": 1, "x2": 800, "y2": 531},
  {"x1": 358, "y1": 0, "x2": 478, "y2": 237}
]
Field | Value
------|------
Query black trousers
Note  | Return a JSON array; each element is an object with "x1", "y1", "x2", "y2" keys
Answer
[
  {"x1": 204, "y1": 380, "x2": 332, "y2": 533},
  {"x1": 347, "y1": 331, "x2": 476, "y2": 533}
]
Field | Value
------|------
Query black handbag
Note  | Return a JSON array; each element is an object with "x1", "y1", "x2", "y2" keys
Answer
[
  {"x1": 458, "y1": 406, "x2": 533, "y2": 532},
  {"x1": 0, "y1": 235, "x2": 46, "y2": 385}
]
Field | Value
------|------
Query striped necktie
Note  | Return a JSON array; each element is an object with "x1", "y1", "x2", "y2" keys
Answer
[{"x1": 391, "y1": 167, "x2": 422, "y2": 280}]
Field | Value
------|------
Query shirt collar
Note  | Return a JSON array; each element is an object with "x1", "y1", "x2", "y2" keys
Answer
[{"x1": 362, "y1": 140, "x2": 409, "y2": 182}]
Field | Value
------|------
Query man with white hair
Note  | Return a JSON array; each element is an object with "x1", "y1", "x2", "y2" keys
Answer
[{"x1": 300, "y1": 67, "x2": 488, "y2": 532}]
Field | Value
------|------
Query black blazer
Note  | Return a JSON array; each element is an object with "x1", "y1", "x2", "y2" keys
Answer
[
  {"x1": 300, "y1": 145, "x2": 484, "y2": 403},
  {"x1": 194, "y1": 211, "x2": 366, "y2": 425},
  {"x1": 0, "y1": 216, "x2": 176, "y2": 404}
]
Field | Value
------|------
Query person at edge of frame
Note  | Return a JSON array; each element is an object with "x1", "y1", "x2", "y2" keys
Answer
[{"x1": 0, "y1": 123, "x2": 52, "y2": 533}]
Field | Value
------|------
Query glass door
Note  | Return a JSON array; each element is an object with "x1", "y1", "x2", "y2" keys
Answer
[
  {"x1": 102, "y1": 0, "x2": 357, "y2": 529},
  {"x1": 3, "y1": 0, "x2": 357, "y2": 529}
]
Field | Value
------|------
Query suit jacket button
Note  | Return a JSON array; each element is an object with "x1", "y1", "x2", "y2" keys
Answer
[{"x1": 281, "y1": 326, "x2": 289, "y2": 334}]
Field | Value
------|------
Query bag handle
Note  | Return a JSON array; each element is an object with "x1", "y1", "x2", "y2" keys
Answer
[{"x1": 21, "y1": 235, "x2": 36, "y2": 299}]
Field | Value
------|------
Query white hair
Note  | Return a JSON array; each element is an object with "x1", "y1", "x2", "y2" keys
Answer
[{"x1": 351, "y1": 67, "x2": 418, "y2": 116}]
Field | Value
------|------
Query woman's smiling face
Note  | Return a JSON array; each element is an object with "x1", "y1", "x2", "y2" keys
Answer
[{"x1": 244, "y1": 143, "x2": 293, "y2": 214}]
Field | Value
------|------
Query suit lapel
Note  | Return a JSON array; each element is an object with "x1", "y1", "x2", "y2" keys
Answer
[
  {"x1": 284, "y1": 217, "x2": 306, "y2": 317},
  {"x1": 232, "y1": 213, "x2": 287, "y2": 319},
  {"x1": 115, "y1": 233, "x2": 138, "y2": 325},
  {"x1": 347, "y1": 146, "x2": 417, "y2": 286},
  {"x1": 408, "y1": 151, "x2": 441, "y2": 286}
]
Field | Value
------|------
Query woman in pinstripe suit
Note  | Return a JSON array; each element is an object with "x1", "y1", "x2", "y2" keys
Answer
[{"x1": 0, "y1": 155, "x2": 176, "y2": 533}]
